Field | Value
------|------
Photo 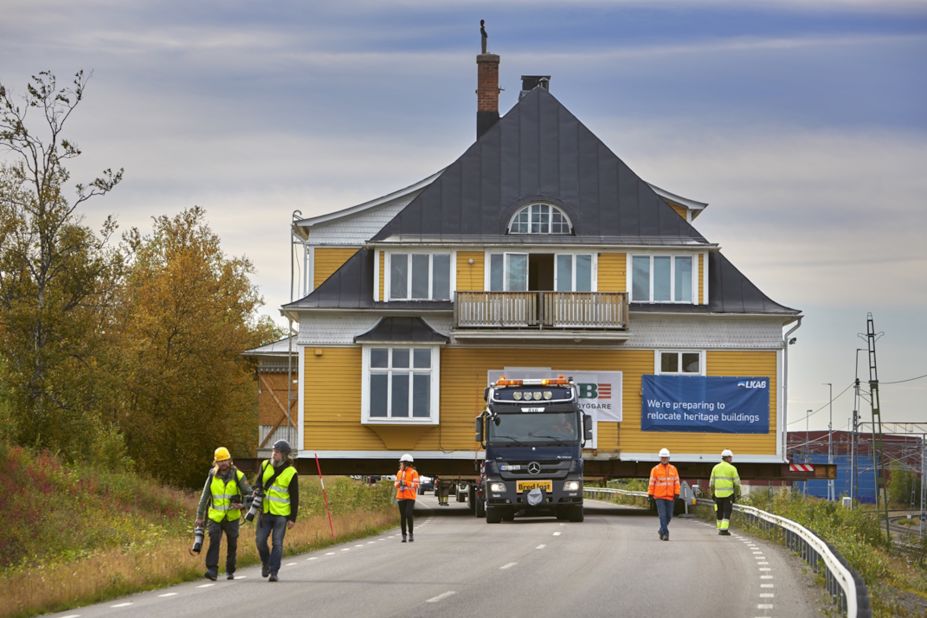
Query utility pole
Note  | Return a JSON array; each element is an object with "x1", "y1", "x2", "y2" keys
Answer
[
  {"x1": 861, "y1": 313, "x2": 890, "y2": 542},
  {"x1": 805, "y1": 408, "x2": 812, "y2": 497},
  {"x1": 825, "y1": 382, "x2": 833, "y2": 501}
]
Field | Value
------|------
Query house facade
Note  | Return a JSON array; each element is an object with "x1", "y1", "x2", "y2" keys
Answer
[{"x1": 276, "y1": 49, "x2": 802, "y2": 478}]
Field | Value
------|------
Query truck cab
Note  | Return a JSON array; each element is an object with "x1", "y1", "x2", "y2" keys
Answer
[{"x1": 475, "y1": 376, "x2": 593, "y2": 523}]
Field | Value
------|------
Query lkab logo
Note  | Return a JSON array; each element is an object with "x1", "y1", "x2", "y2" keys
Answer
[
  {"x1": 577, "y1": 383, "x2": 612, "y2": 399},
  {"x1": 737, "y1": 380, "x2": 767, "y2": 389}
]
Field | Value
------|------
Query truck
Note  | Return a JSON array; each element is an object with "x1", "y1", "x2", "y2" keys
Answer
[{"x1": 473, "y1": 376, "x2": 593, "y2": 523}]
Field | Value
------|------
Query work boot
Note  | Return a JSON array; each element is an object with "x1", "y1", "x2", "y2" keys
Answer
[
  {"x1": 269, "y1": 573, "x2": 278, "y2": 582},
  {"x1": 409, "y1": 534, "x2": 414, "y2": 543},
  {"x1": 204, "y1": 570, "x2": 217, "y2": 581},
  {"x1": 720, "y1": 530, "x2": 731, "y2": 536},
  {"x1": 227, "y1": 572, "x2": 235, "y2": 580},
  {"x1": 401, "y1": 535, "x2": 407, "y2": 543},
  {"x1": 261, "y1": 564, "x2": 270, "y2": 578}
]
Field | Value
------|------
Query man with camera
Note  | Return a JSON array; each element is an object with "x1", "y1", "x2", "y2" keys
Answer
[
  {"x1": 255, "y1": 439, "x2": 299, "y2": 582},
  {"x1": 195, "y1": 446, "x2": 253, "y2": 580}
]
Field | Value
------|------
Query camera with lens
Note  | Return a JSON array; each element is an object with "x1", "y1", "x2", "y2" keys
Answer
[
  {"x1": 244, "y1": 488, "x2": 263, "y2": 522},
  {"x1": 190, "y1": 524, "x2": 205, "y2": 554}
]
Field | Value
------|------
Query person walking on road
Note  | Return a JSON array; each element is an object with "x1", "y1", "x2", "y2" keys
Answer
[
  {"x1": 648, "y1": 448, "x2": 680, "y2": 541},
  {"x1": 195, "y1": 447, "x2": 253, "y2": 581},
  {"x1": 435, "y1": 475, "x2": 450, "y2": 506},
  {"x1": 395, "y1": 453, "x2": 420, "y2": 542},
  {"x1": 709, "y1": 449, "x2": 742, "y2": 536},
  {"x1": 255, "y1": 439, "x2": 299, "y2": 582}
]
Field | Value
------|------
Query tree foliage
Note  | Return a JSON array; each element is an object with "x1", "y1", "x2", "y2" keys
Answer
[
  {"x1": 0, "y1": 71, "x2": 126, "y2": 460},
  {"x1": 114, "y1": 207, "x2": 279, "y2": 486}
]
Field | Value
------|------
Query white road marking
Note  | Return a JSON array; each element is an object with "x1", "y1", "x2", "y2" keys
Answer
[
  {"x1": 757, "y1": 561, "x2": 769, "y2": 566},
  {"x1": 287, "y1": 562, "x2": 297, "y2": 566},
  {"x1": 536, "y1": 544, "x2": 546, "y2": 549},
  {"x1": 552, "y1": 531, "x2": 562, "y2": 536},
  {"x1": 752, "y1": 551, "x2": 763, "y2": 554},
  {"x1": 760, "y1": 592, "x2": 775, "y2": 597},
  {"x1": 761, "y1": 584, "x2": 774, "y2": 588},
  {"x1": 307, "y1": 557, "x2": 318, "y2": 561},
  {"x1": 499, "y1": 562, "x2": 517, "y2": 570},
  {"x1": 367, "y1": 541, "x2": 376, "y2": 544},
  {"x1": 341, "y1": 548, "x2": 351, "y2": 552},
  {"x1": 61, "y1": 615, "x2": 81, "y2": 617},
  {"x1": 326, "y1": 552, "x2": 336, "y2": 556},
  {"x1": 158, "y1": 593, "x2": 177, "y2": 598},
  {"x1": 757, "y1": 604, "x2": 774, "y2": 609},
  {"x1": 426, "y1": 591, "x2": 457, "y2": 603},
  {"x1": 759, "y1": 567, "x2": 772, "y2": 572},
  {"x1": 110, "y1": 602, "x2": 133, "y2": 608},
  {"x1": 355, "y1": 544, "x2": 365, "y2": 548},
  {"x1": 196, "y1": 584, "x2": 215, "y2": 588},
  {"x1": 760, "y1": 575, "x2": 774, "y2": 580},
  {"x1": 236, "y1": 576, "x2": 247, "y2": 579}
]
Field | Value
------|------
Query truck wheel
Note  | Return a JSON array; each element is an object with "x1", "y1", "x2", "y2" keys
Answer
[
  {"x1": 468, "y1": 485, "x2": 477, "y2": 514},
  {"x1": 486, "y1": 506, "x2": 503, "y2": 524},
  {"x1": 476, "y1": 495, "x2": 486, "y2": 518},
  {"x1": 570, "y1": 506, "x2": 584, "y2": 522},
  {"x1": 502, "y1": 510, "x2": 515, "y2": 522}
]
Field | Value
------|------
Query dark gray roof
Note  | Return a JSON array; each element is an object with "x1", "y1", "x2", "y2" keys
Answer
[
  {"x1": 283, "y1": 249, "x2": 452, "y2": 311},
  {"x1": 372, "y1": 87, "x2": 707, "y2": 245},
  {"x1": 630, "y1": 252, "x2": 799, "y2": 316},
  {"x1": 354, "y1": 317, "x2": 449, "y2": 344}
]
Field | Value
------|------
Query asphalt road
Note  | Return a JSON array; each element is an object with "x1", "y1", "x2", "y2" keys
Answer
[{"x1": 46, "y1": 496, "x2": 824, "y2": 618}]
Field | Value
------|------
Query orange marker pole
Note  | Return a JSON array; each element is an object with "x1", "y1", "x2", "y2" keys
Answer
[{"x1": 315, "y1": 451, "x2": 336, "y2": 539}]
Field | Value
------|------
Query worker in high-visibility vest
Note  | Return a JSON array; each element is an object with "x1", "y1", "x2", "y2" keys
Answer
[
  {"x1": 255, "y1": 439, "x2": 299, "y2": 582},
  {"x1": 709, "y1": 449, "x2": 742, "y2": 536},
  {"x1": 395, "y1": 453, "x2": 420, "y2": 542},
  {"x1": 195, "y1": 446, "x2": 253, "y2": 581},
  {"x1": 648, "y1": 448, "x2": 680, "y2": 541}
]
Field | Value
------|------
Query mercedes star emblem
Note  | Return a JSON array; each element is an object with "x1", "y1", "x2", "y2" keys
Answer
[{"x1": 527, "y1": 461, "x2": 542, "y2": 475}]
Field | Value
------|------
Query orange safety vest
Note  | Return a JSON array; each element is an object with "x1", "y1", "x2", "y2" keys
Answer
[
  {"x1": 395, "y1": 467, "x2": 420, "y2": 501},
  {"x1": 648, "y1": 463, "x2": 680, "y2": 500}
]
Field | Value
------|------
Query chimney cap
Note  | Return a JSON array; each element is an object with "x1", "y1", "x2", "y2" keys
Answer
[{"x1": 520, "y1": 75, "x2": 551, "y2": 99}]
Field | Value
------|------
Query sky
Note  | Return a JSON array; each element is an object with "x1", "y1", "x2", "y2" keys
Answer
[{"x1": 2, "y1": 0, "x2": 925, "y2": 435}]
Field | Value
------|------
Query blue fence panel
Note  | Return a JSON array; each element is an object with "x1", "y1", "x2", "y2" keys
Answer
[{"x1": 793, "y1": 453, "x2": 876, "y2": 503}]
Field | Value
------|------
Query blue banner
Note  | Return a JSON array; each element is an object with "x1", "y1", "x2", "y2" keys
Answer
[{"x1": 641, "y1": 375, "x2": 770, "y2": 434}]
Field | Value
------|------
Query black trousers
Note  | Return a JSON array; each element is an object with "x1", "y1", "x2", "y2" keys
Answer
[
  {"x1": 715, "y1": 496, "x2": 734, "y2": 522},
  {"x1": 398, "y1": 499, "x2": 415, "y2": 536},
  {"x1": 205, "y1": 518, "x2": 239, "y2": 575}
]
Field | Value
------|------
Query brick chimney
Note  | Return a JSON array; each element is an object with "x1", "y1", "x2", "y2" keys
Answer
[{"x1": 476, "y1": 52, "x2": 500, "y2": 138}]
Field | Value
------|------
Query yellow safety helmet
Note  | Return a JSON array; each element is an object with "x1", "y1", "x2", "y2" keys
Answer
[{"x1": 214, "y1": 446, "x2": 232, "y2": 462}]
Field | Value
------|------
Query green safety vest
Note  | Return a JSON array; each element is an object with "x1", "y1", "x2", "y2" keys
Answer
[
  {"x1": 261, "y1": 460, "x2": 297, "y2": 517},
  {"x1": 208, "y1": 468, "x2": 245, "y2": 523},
  {"x1": 710, "y1": 460, "x2": 741, "y2": 498}
]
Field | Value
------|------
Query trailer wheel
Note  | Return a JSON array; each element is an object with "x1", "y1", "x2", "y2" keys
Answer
[
  {"x1": 486, "y1": 506, "x2": 502, "y2": 523},
  {"x1": 468, "y1": 484, "x2": 477, "y2": 515},
  {"x1": 476, "y1": 497, "x2": 486, "y2": 518},
  {"x1": 570, "y1": 506, "x2": 584, "y2": 522}
]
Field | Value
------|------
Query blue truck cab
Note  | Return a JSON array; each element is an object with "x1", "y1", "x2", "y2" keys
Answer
[{"x1": 475, "y1": 376, "x2": 593, "y2": 523}]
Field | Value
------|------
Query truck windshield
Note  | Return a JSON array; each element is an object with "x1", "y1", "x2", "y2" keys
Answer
[{"x1": 488, "y1": 412, "x2": 578, "y2": 445}]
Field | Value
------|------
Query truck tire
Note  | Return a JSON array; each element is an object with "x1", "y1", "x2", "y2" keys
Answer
[
  {"x1": 468, "y1": 485, "x2": 477, "y2": 515},
  {"x1": 486, "y1": 506, "x2": 503, "y2": 523},
  {"x1": 476, "y1": 497, "x2": 486, "y2": 518},
  {"x1": 570, "y1": 505, "x2": 584, "y2": 522}
]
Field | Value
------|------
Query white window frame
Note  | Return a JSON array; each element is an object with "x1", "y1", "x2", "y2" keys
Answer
[
  {"x1": 384, "y1": 251, "x2": 455, "y2": 301},
  {"x1": 507, "y1": 203, "x2": 573, "y2": 235},
  {"x1": 484, "y1": 250, "x2": 598, "y2": 292},
  {"x1": 654, "y1": 350, "x2": 705, "y2": 376},
  {"x1": 361, "y1": 346, "x2": 441, "y2": 425},
  {"x1": 554, "y1": 252, "x2": 597, "y2": 292},
  {"x1": 628, "y1": 253, "x2": 696, "y2": 304},
  {"x1": 484, "y1": 251, "x2": 529, "y2": 292}
]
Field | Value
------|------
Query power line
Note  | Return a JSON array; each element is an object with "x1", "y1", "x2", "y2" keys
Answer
[
  {"x1": 788, "y1": 380, "x2": 854, "y2": 425},
  {"x1": 881, "y1": 372, "x2": 927, "y2": 385}
]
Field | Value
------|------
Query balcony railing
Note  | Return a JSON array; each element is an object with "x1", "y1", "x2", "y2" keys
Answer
[{"x1": 454, "y1": 291, "x2": 628, "y2": 330}]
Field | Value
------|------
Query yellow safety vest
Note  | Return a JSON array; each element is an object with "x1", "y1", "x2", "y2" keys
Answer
[
  {"x1": 208, "y1": 468, "x2": 245, "y2": 523},
  {"x1": 261, "y1": 460, "x2": 297, "y2": 517},
  {"x1": 709, "y1": 460, "x2": 741, "y2": 498}
]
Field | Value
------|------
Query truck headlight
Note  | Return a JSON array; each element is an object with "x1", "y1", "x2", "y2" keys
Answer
[
  {"x1": 489, "y1": 482, "x2": 506, "y2": 493},
  {"x1": 563, "y1": 481, "x2": 581, "y2": 491}
]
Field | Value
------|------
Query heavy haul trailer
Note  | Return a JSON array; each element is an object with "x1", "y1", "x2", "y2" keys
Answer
[{"x1": 473, "y1": 376, "x2": 592, "y2": 523}]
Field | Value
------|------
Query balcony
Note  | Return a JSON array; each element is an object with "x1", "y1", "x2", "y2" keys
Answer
[{"x1": 453, "y1": 291, "x2": 629, "y2": 342}]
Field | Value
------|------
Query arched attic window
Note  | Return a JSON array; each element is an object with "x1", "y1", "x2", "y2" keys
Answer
[{"x1": 507, "y1": 203, "x2": 573, "y2": 235}]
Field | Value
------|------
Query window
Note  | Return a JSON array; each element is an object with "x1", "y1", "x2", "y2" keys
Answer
[
  {"x1": 631, "y1": 255, "x2": 694, "y2": 303},
  {"x1": 362, "y1": 347, "x2": 440, "y2": 423},
  {"x1": 656, "y1": 351, "x2": 703, "y2": 375},
  {"x1": 508, "y1": 203, "x2": 572, "y2": 234},
  {"x1": 489, "y1": 253, "x2": 528, "y2": 291},
  {"x1": 555, "y1": 254, "x2": 594, "y2": 292},
  {"x1": 388, "y1": 253, "x2": 452, "y2": 300}
]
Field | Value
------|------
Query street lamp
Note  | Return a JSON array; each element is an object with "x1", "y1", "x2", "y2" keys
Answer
[{"x1": 805, "y1": 408, "x2": 813, "y2": 496}]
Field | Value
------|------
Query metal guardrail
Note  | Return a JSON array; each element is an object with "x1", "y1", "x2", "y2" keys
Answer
[{"x1": 585, "y1": 487, "x2": 870, "y2": 618}]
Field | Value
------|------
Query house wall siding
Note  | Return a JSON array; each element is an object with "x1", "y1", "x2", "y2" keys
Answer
[
  {"x1": 456, "y1": 251, "x2": 485, "y2": 291},
  {"x1": 307, "y1": 196, "x2": 415, "y2": 245},
  {"x1": 313, "y1": 247, "x2": 360, "y2": 289},
  {"x1": 301, "y1": 345, "x2": 779, "y2": 457},
  {"x1": 597, "y1": 252, "x2": 626, "y2": 291}
]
